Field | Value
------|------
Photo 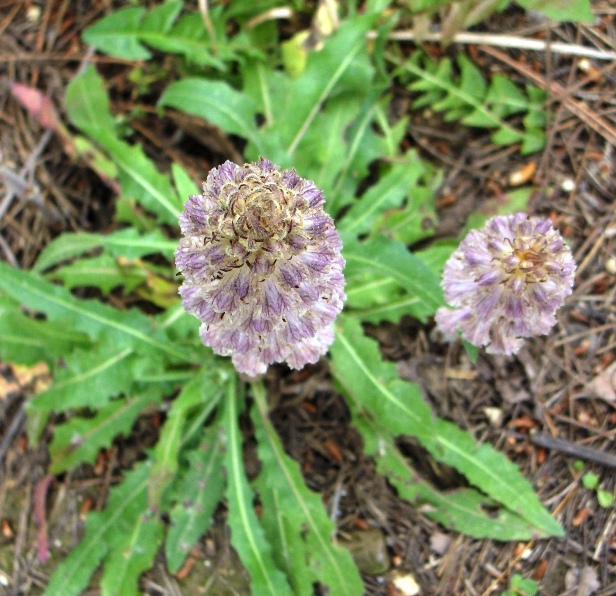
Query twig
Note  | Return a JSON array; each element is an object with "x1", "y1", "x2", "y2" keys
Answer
[
  {"x1": 530, "y1": 430, "x2": 616, "y2": 469},
  {"x1": 368, "y1": 29, "x2": 616, "y2": 61}
]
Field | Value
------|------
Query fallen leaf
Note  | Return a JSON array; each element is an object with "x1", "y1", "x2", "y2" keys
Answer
[{"x1": 586, "y1": 362, "x2": 616, "y2": 401}]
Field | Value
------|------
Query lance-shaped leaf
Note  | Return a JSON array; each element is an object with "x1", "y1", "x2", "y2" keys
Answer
[
  {"x1": 165, "y1": 427, "x2": 226, "y2": 573},
  {"x1": 251, "y1": 381, "x2": 363, "y2": 595},
  {"x1": 66, "y1": 66, "x2": 185, "y2": 224},
  {"x1": 49, "y1": 389, "x2": 163, "y2": 474},
  {"x1": 83, "y1": 1, "x2": 232, "y2": 68},
  {"x1": 0, "y1": 262, "x2": 185, "y2": 362},
  {"x1": 45, "y1": 460, "x2": 154, "y2": 596},
  {"x1": 100, "y1": 507, "x2": 164, "y2": 596},
  {"x1": 330, "y1": 316, "x2": 564, "y2": 538},
  {"x1": 26, "y1": 339, "x2": 137, "y2": 441},
  {"x1": 159, "y1": 78, "x2": 265, "y2": 154},
  {"x1": 350, "y1": 402, "x2": 557, "y2": 539},
  {"x1": 148, "y1": 367, "x2": 224, "y2": 508},
  {"x1": 342, "y1": 235, "x2": 444, "y2": 322},
  {"x1": 34, "y1": 228, "x2": 176, "y2": 273},
  {"x1": 0, "y1": 299, "x2": 90, "y2": 366},
  {"x1": 339, "y1": 157, "x2": 425, "y2": 236},
  {"x1": 49, "y1": 253, "x2": 147, "y2": 294},
  {"x1": 224, "y1": 377, "x2": 293, "y2": 595}
]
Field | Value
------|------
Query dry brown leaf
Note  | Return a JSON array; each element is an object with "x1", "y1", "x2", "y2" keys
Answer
[{"x1": 586, "y1": 361, "x2": 616, "y2": 402}]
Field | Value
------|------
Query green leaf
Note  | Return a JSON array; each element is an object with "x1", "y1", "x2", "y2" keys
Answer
[
  {"x1": 501, "y1": 573, "x2": 539, "y2": 596},
  {"x1": 352, "y1": 412, "x2": 555, "y2": 539},
  {"x1": 26, "y1": 339, "x2": 136, "y2": 441},
  {"x1": 148, "y1": 367, "x2": 224, "y2": 508},
  {"x1": 251, "y1": 381, "x2": 363, "y2": 595},
  {"x1": 65, "y1": 64, "x2": 115, "y2": 134},
  {"x1": 342, "y1": 235, "x2": 444, "y2": 322},
  {"x1": 101, "y1": 510, "x2": 163, "y2": 596},
  {"x1": 0, "y1": 262, "x2": 185, "y2": 362},
  {"x1": 597, "y1": 489, "x2": 614, "y2": 508},
  {"x1": 331, "y1": 317, "x2": 564, "y2": 538},
  {"x1": 99, "y1": 131, "x2": 183, "y2": 225},
  {"x1": 159, "y1": 78, "x2": 264, "y2": 154},
  {"x1": 377, "y1": 185, "x2": 438, "y2": 245},
  {"x1": 66, "y1": 66, "x2": 183, "y2": 225},
  {"x1": 45, "y1": 460, "x2": 153, "y2": 596},
  {"x1": 263, "y1": 16, "x2": 376, "y2": 159},
  {"x1": 49, "y1": 389, "x2": 163, "y2": 474},
  {"x1": 582, "y1": 472, "x2": 599, "y2": 489},
  {"x1": 398, "y1": 51, "x2": 546, "y2": 154},
  {"x1": 49, "y1": 253, "x2": 147, "y2": 294},
  {"x1": 83, "y1": 6, "x2": 154, "y2": 60},
  {"x1": 83, "y1": 2, "x2": 232, "y2": 68},
  {"x1": 339, "y1": 159, "x2": 423, "y2": 235},
  {"x1": 172, "y1": 162, "x2": 200, "y2": 200},
  {"x1": 34, "y1": 229, "x2": 177, "y2": 273},
  {"x1": 517, "y1": 0, "x2": 593, "y2": 22},
  {"x1": 0, "y1": 301, "x2": 91, "y2": 366},
  {"x1": 165, "y1": 428, "x2": 226, "y2": 573},
  {"x1": 224, "y1": 377, "x2": 293, "y2": 595}
]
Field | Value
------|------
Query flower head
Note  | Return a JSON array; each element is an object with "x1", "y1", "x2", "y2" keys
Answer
[
  {"x1": 435, "y1": 213, "x2": 576, "y2": 355},
  {"x1": 175, "y1": 159, "x2": 345, "y2": 376}
]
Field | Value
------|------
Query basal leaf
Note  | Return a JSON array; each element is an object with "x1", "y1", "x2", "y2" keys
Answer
[
  {"x1": 50, "y1": 253, "x2": 147, "y2": 294},
  {"x1": 148, "y1": 367, "x2": 224, "y2": 508},
  {"x1": 0, "y1": 263, "x2": 185, "y2": 362},
  {"x1": 100, "y1": 509, "x2": 164, "y2": 596},
  {"x1": 517, "y1": 0, "x2": 593, "y2": 22},
  {"x1": 265, "y1": 16, "x2": 376, "y2": 158},
  {"x1": 432, "y1": 418, "x2": 564, "y2": 536},
  {"x1": 49, "y1": 389, "x2": 163, "y2": 474},
  {"x1": 45, "y1": 460, "x2": 153, "y2": 596},
  {"x1": 34, "y1": 229, "x2": 176, "y2": 273},
  {"x1": 351, "y1": 408, "x2": 555, "y2": 539},
  {"x1": 0, "y1": 301, "x2": 90, "y2": 366},
  {"x1": 172, "y1": 162, "x2": 200, "y2": 199},
  {"x1": 342, "y1": 235, "x2": 444, "y2": 322},
  {"x1": 224, "y1": 378, "x2": 293, "y2": 595},
  {"x1": 165, "y1": 428, "x2": 226, "y2": 573},
  {"x1": 331, "y1": 317, "x2": 563, "y2": 538},
  {"x1": 339, "y1": 159, "x2": 423, "y2": 235},
  {"x1": 83, "y1": 2, "x2": 232, "y2": 68},
  {"x1": 377, "y1": 185, "x2": 438, "y2": 245},
  {"x1": 66, "y1": 67, "x2": 183, "y2": 224},
  {"x1": 34, "y1": 232, "x2": 107, "y2": 273},
  {"x1": 251, "y1": 381, "x2": 363, "y2": 595},
  {"x1": 399, "y1": 51, "x2": 546, "y2": 154},
  {"x1": 82, "y1": 6, "x2": 153, "y2": 60},
  {"x1": 159, "y1": 78, "x2": 265, "y2": 154},
  {"x1": 98, "y1": 131, "x2": 182, "y2": 225},
  {"x1": 65, "y1": 65, "x2": 115, "y2": 134},
  {"x1": 26, "y1": 338, "x2": 136, "y2": 441}
]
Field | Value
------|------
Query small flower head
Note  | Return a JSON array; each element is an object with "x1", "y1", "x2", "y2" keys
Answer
[
  {"x1": 435, "y1": 213, "x2": 576, "y2": 355},
  {"x1": 175, "y1": 159, "x2": 345, "y2": 376}
]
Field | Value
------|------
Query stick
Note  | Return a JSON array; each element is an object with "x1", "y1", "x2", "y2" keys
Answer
[{"x1": 368, "y1": 30, "x2": 616, "y2": 61}]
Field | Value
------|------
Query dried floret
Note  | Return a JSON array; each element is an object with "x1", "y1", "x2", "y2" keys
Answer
[
  {"x1": 435, "y1": 213, "x2": 576, "y2": 355},
  {"x1": 176, "y1": 159, "x2": 345, "y2": 376}
]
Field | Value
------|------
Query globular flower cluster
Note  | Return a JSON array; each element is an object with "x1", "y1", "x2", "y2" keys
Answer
[
  {"x1": 435, "y1": 213, "x2": 576, "y2": 355},
  {"x1": 175, "y1": 159, "x2": 345, "y2": 377}
]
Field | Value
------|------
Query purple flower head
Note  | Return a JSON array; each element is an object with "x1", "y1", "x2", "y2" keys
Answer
[
  {"x1": 175, "y1": 159, "x2": 346, "y2": 376},
  {"x1": 435, "y1": 213, "x2": 576, "y2": 355}
]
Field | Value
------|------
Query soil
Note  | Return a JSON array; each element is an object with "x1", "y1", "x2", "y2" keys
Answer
[{"x1": 1, "y1": 1, "x2": 615, "y2": 595}]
